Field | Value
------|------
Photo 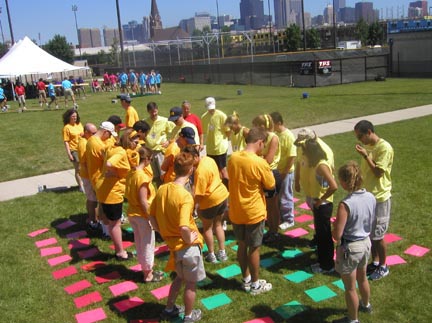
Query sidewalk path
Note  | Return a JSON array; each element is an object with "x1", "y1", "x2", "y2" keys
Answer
[{"x1": 1, "y1": 104, "x2": 431, "y2": 202}]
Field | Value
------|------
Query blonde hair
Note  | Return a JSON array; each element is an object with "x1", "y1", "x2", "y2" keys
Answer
[
  {"x1": 338, "y1": 161, "x2": 363, "y2": 192},
  {"x1": 224, "y1": 111, "x2": 240, "y2": 127},
  {"x1": 252, "y1": 114, "x2": 274, "y2": 131}
]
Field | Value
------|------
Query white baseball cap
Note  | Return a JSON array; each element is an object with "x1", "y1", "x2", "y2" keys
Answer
[
  {"x1": 100, "y1": 121, "x2": 118, "y2": 137},
  {"x1": 205, "y1": 97, "x2": 216, "y2": 110}
]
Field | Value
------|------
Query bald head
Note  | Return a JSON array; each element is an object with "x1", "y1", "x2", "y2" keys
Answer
[{"x1": 84, "y1": 123, "x2": 97, "y2": 139}]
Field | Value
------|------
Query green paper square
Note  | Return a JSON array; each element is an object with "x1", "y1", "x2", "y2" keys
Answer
[
  {"x1": 216, "y1": 264, "x2": 242, "y2": 278},
  {"x1": 281, "y1": 249, "x2": 304, "y2": 259},
  {"x1": 274, "y1": 300, "x2": 307, "y2": 319},
  {"x1": 231, "y1": 245, "x2": 238, "y2": 251},
  {"x1": 202, "y1": 244, "x2": 208, "y2": 253},
  {"x1": 332, "y1": 279, "x2": 357, "y2": 291},
  {"x1": 125, "y1": 227, "x2": 133, "y2": 233},
  {"x1": 197, "y1": 277, "x2": 213, "y2": 288},
  {"x1": 284, "y1": 270, "x2": 313, "y2": 283},
  {"x1": 201, "y1": 292, "x2": 232, "y2": 310},
  {"x1": 260, "y1": 257, "x2": 282, "y2": 268},
  {"x1": 305, "y1": 286, "x2": 337, "y2": 302},
  {"x1": 224, "y1": 237, "x2": 236, "y2": 245}
]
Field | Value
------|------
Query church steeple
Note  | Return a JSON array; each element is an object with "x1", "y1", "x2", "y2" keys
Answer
[{"x1": 150, "y1": 0, "x2": 163, "y2": 39}]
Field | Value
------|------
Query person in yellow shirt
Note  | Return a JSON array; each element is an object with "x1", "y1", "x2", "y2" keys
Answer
[
  {"x1": 270, "y1": 112, "x2": 297, "y2": 230},
  {"x1": 224, "y1": 112, "x2": 249, "y2": 153},
  {"x1": 167, "y1": 106, "x2": 200, "y2": 145},
  {"x1": 77, "y1": 123, "x2": 98, "y2": 228},
  {"x1": 150, "y1": 152, "x2": 205, "y2": 323},
  {"x1": 354, "y1": 120, "x2": 394, "y2": 281},
  {"x1": 120, "y1": 94, "x2": 139, "y2": 128},
  {"x1": 62, "y1": 108, "x2": 84, "y2": 191},
  {"x1": 201, "y1": 97, "x2": 230, "y2": 183},
  {"x1": 125, "y1": 146, "x2": 164, "y2": 282},
  {"x1": 227, "y1": 127, "x2": 275, "y2": 295}
]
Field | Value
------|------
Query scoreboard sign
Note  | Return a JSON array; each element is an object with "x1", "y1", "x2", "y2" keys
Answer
[
  {"x1": 318, "y1": 60, "x2": 332, "y2": 74},
  {"x1": 300, "y1": 61, "x2": 313, "y2": 75}
]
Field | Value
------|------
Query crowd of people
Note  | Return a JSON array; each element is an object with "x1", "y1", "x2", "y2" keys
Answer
[{"x1": 61, "y1": 95, "x2": 393, "y2": 323}]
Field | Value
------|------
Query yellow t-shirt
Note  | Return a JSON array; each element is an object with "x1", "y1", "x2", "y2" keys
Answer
[
  {"x1": 95, "y1": 145, "x2": 130, "y2": 204},
  {"x1": 308, "y1": 159, "x2": 334, "y2": 203},
  {"x1": 163, "y1": 141, "x2": 180, "y2": 183},
  {"x1": 227, "y1": 150, "x2": 275, "y2": 225},
  {"x1": 63, "y1": 123, "x2": 84, "y2": 151},
  {"x1": 230, "y1": 126, "x2": 247, "y2": 152},
  {"x1": 144, "y1": 116, "x2": 175, "y2": 152},
  {"x1": 85, "y1": 136, "x2": 107, "y2": 188},
  {"x1": 361, "y1": 138, "x2": 393, "y2": 202},
  {"x1": 201, "y1": 109, "x2": 229, "y2": 155},
  {"x1": 276, "y1": 128, "x2": 296, "y2": 174},
  {"x1": 168, "y1": 120, "x2": 200, "y2": 145},
  {"x1": 194, "y1": 156, "x2": 229, "y2": 210},
  {"x1": 77, "y1": 137, "x2": 89, "y2": 179},
  {"x1": 125, "y1": 167, "x2": 155, "y2": 218},
  {"x1": 125, "y1": 106, "x2": 139, "y2": 128},
  {"x1": 261, "y1": 132, "x2": 281, "y2": 170},
  {"x1": 318, "y1": 137, "x2": 334, "y2": 170},
  {"x1": 150, "y1": 182, "x2": 203, "y2": 251}
]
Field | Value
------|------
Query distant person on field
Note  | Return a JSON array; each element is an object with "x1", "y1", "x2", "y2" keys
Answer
[
  {"x1": 150, "y1": 152, "x2": 205, "y2": 323},
  {"x1": 37, "y1": 78, "x2": 48, "y2": 107},
  {"x1": 47, "y1": 80, "x2": 58, "y2": 109},
  {"x1": 0, "y1": 85, "x2": 7, "y2": 111},
  {"x1": 14, "y1": 82, "x2": 27, "y2": 112},
  {"x1": 332, "y1": 161, "x2": 375, "y2": 323},
  {"x1": 62, "y1": 77, "x2": 77, "y2": 109},
  {"x1": 227, "y1": 127, "x2": 275, "y2": 295},
  {"x1": 120, "y1": 94, "x2": 139, "y2": 129},
  {"x1": 155, "y1": 71, "x2": 162, "y2": 93},
  {"x1": 354, "y1": 120, "x2": 394, "y2": 281}
]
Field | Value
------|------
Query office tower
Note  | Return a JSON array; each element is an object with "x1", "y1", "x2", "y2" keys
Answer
[
  {"x1": 408, "y1": 1, "x2": 428, "y2": 17},
  {"x1": 240, "y1": 0, "x2": 265, "y2": 30},
  {"x1": 355, "y1": 1, "x2": 376, "y2": 23},
  {"x1": 103, "y1": 28, "x2": 120, "y2": 47},
  {"x1": 78, "y1": 28, "x2": 101, "y2": 48}
]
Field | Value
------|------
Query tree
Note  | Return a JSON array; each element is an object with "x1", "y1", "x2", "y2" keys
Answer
[
  {"x1": 43, "y1": 35, "x2": 74, "y2": 63},
  {"x1": 368, "y1": 21, "x2": 384, "y2": 46},
  {"x1": 355, "y1": 18, "x2": 369, "y2": 46},
  {"x1": 285, "y1": 24, "x2": 301, "y2": 51},
  {"x1": 109, "y1": 38, "x2": 120, "y2": 66},
  {"x1": 306, "y1": 28, "x2": 321, "y2": 49}
]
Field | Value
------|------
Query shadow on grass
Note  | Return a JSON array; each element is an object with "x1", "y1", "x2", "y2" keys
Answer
[{"x1": 106, "y1": 295, "x2": 165, "y2": 322}]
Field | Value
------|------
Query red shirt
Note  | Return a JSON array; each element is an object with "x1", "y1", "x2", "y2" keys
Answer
[
  {"x1": 15, "y1": 85, "x2": 25, "y2": 96},
  {"x1": 184, "y1": 114, "x2": 203, "y2": 136},
  {"x1": 37, "y1": 81, "x2": 46, "y2": 91}
]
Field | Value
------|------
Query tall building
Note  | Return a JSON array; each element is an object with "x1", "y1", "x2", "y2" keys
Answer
[
  {"x1": 150, "y1": 0, "x2": 163, "y2": 39},
  {"x1": 123, "y1": 20, "x2": 145, "y2": 43},
  {"x1": 103, "y1": 27, "x2": 120, "y2": 47},
  {"x1": 334, "y1": 0, "x2": 346, "y2": 22},
  {"x1": 142, "y1": 16, "x2": 151, "y2": 42},
  {"x1": 355, "y1": 2, "x2": 376, "y2": 23},
  {"x1": 180, "y1": 12, "x2": 211, "y2": 34},
  {"x1": 324, "y1": 5, "x2": 334, "y2": 25},
  {"x1": 274, "y1": 0, "x2": 303, "y2": 29},
  {"x1": 408, "y1": 1, "x2": 428, "y2": 17},
  {"x1": 78, "y1": 28, "x2": 101, "y2": 48},
  {"x1": 240, "y1": 0, "x2": 265, "y2": 30},
  {"x1": 340, "y1": 7, "x2": 356, "y2": 23}
]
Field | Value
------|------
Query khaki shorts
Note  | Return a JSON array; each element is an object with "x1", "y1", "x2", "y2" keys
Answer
[
  {"x1": 232, "y1": 220, "x2": 265, "y2": 248},
  {"x1": 82, "y1": 178, "x2": 97, "y2": 202},
  {"x1": 371, "y1": 198, "x2": 391, "y2": 240},
  {"x1": 335, "y1": 238, "x2": 371, "y2": 275},
  {"x1": 175, "y1": 245, "x2": 206, "y2": 283},
  {"x1": 39, "y1": 90, "x2": 46, "y2": 98},
  {"x1": 64, "y1": 88, "x2": 74, "y2": 98}
]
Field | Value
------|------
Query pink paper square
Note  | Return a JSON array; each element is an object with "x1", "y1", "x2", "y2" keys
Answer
[
  {"x1": 129, "y1": 264, "x2": 142, "y2": 272},
  {"x1": 386, "y1": 255, "x2": 407, "y2": 266},
  {"x1": 293, "y1": 197, "x2": 299, "y2": 203},
  {"x1": 56, "y1": 219, "x2": 77, "y2": 229},
  {"x1": 48, "y1": 254, "x2": 72, "y2": 266},
  {"x1": 298, "y1": 202, "x2": 310, "y2": 210},
  {"x1": 113, "y1": 296, "x2": 145, "y2": 312},
  {"x1": 109, "y1": 281, "x2": 139, "y2": 297},
  {"x1": 243, "y1": 317, "x2": 275, "y2": 323},
  {"x1": 295, "y1": 214, "x2": 314, "y2": 223},
  {"x1": 40, "y1": 246, "x2": 63, "y2": 257},
  {"x1": 308, "y1": 224, "x2": 315, "y2": 230},
  {"x1": 66, "y1": 230, "x2": 88, "y2": 239},
  {"x1": 52, "y1": 266, "x2": 78, "y2": 280},
  {"x1": 330, "y1": 217, "x2": 336, "y2": 223},
  {"x1": 109, "y1": 241, "x2": 134, "y2": 250},
  {"x1": 155, "y1": 244, "x2": 169, "y2": 255},
  {"x1": 77, "y1": 247, "x2": 101, "y2": 259},
  {"x1": 28, "y1": 228, "x2": 49, "y2": 237},
  {"x1": 64, "y1": 280, "x2": 93, "y2": 295},
  {"x1": 81, "y1": 261, "x2": 107, "y2": 272},
  {"x1": 151, "y1": 284, "x2": 171, "y2": 300},
  {"x1": 75, "y1": 307, "x2": 107, "y2": 323},
  {"x1": 35, "y1": 237, "x2": 58, "y2": 248},
  {"x1": 404, "y1": 245, "x2": 430, "y2": 257},
  {"x1": 69, "y1": 238, "x2": 91, "y2": 250},
  {"x1": 384, "y1": 233, "x2": 402, "y2": 244},
  {"x1": 95, "y1": 271, "x2": 121, "y2": 284},
  {"x1": 284, "y1": 228, "x2": 309, "y2": 238},
  {"x1": 74, "y1": 291, "x2": 103, "y2": 309}
]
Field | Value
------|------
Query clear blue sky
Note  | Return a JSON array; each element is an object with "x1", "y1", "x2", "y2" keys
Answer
[{"x1": 1, "y1": 0, "x2": 414, "y2": 45}]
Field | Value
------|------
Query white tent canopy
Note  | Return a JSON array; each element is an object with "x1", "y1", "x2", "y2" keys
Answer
[{"x1": 0, "y1": 36, "x2": 88, "y2": 77}]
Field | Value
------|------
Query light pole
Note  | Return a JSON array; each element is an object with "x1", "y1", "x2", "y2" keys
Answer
[
  {"x1": 215, "y1": 0, "x2": 221, "y2": 60},
  {"x1": 301, "y1": 0, "x2": 306, "y2": 51},
  {"x1": 267, "y1": 0, "x2": 274, "y2": 53},
  {"x1": 5, "y1": 0, "x2": 13, "y2": 44},
  {"x1": 332, "y1": 0, "x2": 337, "y2": 49},
  {"x1": 72, "y1": 5, "x2": 81, "y2": 58},
  {"x1": 115, "y1": 0, "x2": 126, "y2": 71},
  {"x1": 0, "y1": 7, "x2": 5, "y2": 43}
]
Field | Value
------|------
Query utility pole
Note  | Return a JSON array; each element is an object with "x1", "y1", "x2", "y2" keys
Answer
[
  {"x1": 116, "y1": 0, "x2": 126, "y2": 71},
  {"x1": 5, "y1": 0, "x2": 14, "y2": 44},
  {"x1": 72, "y1": 5, "x2": 81, "y2": 58}
]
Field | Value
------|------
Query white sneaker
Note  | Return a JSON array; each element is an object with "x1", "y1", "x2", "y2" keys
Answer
[
  {"x1": 250, "y1": 280, "x2": 272, "y2": 295},
  {"x1": 279, "y1": 221, "x2": 295, "y2": 230}
]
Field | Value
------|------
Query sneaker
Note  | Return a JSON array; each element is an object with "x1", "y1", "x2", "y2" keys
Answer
[
  {"x1": 359, "y1": 301, "x2": 373, "y2": 313},
  {"x1": 205, "y1": 253, "x2": 217, "y2": 264},
  {"x1": 183, "y1": 309, "x2": 202, "y2": 322},
  {"x1": 242, "y1": 278, "x2": 266, "y2": 292},
  {"x1": 311, "y1": 263, "x2": 335, "y2": 274},
  {"x1": 216, "y1": 250, "x2": 228, "y2": 262},
  {"x1": 279, "y1": 221, "x2": 295, "y2": 230},
  {"x1": 160, "y1": 304, "x2": 185, "y2": 320},
  {"x1": 369, "y1": 265, "x2": 389, "y2": 281},
  {"x1": 332, "y1": 316, "x2": 359, "y2": 323},
  {"x1": 250, "y1": 279, "x2": 272, "y2": 295},
  {"x1": 366, "y1": 263, "x2": 379, "y2": 276}
]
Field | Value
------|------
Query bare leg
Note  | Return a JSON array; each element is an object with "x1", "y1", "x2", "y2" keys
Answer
[
  {"x1": 248, "y1": 246, "x2": 260, "y2": 282},
  {"x1": 357, "y1": 266, "x2": 370, "y2": 306},
  {"x1": 213, "y1": 214, "x2": 225, "y2": 252},
  {"x1": 108, "y1": 219, "x2": 126, "y2": 257},
  {"x1": 183, "y1": 281, "x2": 197, "y2": 316},
  {"x1": 237, "y1": 241, "x2": 249, "y2": 279},
  {"x1": 166, "y1": 275, "x2": 183, "y2": 309},
  {"x1": 200, "y1": 217, "x2": 214, "y2": 254},
  {"x1": 341, "y1": 270, "x2": 359, "y2": 321},
  {"x1": 267, "y1": 195, "x2": 280, "y2": 234}
]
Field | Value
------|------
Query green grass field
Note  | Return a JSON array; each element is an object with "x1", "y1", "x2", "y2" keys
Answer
[{"x1": 0, "y1": 80, "x2": 431, "y2": 323}]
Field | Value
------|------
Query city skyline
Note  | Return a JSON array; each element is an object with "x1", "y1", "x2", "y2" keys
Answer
[{"x1": 0, "y1": 0, "x2": 425, "y2": 45}]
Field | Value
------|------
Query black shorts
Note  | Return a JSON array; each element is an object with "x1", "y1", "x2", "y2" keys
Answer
[
  {"x1": 200, "y1": 199, "x2": 228, "y2": 220},
  {"x1": 264, "y1": 169, "x2": 282, "y2": 198},
  {"x1": 208, "y1": 153, "x2": 227, "y2": 171},
  {"x1": 101, "y1": 202, "x2": 123, "y2": 221}
]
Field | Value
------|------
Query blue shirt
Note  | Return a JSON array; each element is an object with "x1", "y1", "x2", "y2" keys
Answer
[
  {"x1": 48, "y1": 84, "x2": 56, "y2": 96},
  {"x1": 120, "y1": 73, "x2": 128, "y2": 85},
  {"x1": 62, "y1": 80, "x2": 72, "y2": 89},
  {"x1": 0, "y1": 87, "x2": 4, "y2": 99}
]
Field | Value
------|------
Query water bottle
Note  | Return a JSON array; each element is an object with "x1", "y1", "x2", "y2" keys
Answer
[{"x1": 37, "y1": 184, "x2": 44, "y2": 193}]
